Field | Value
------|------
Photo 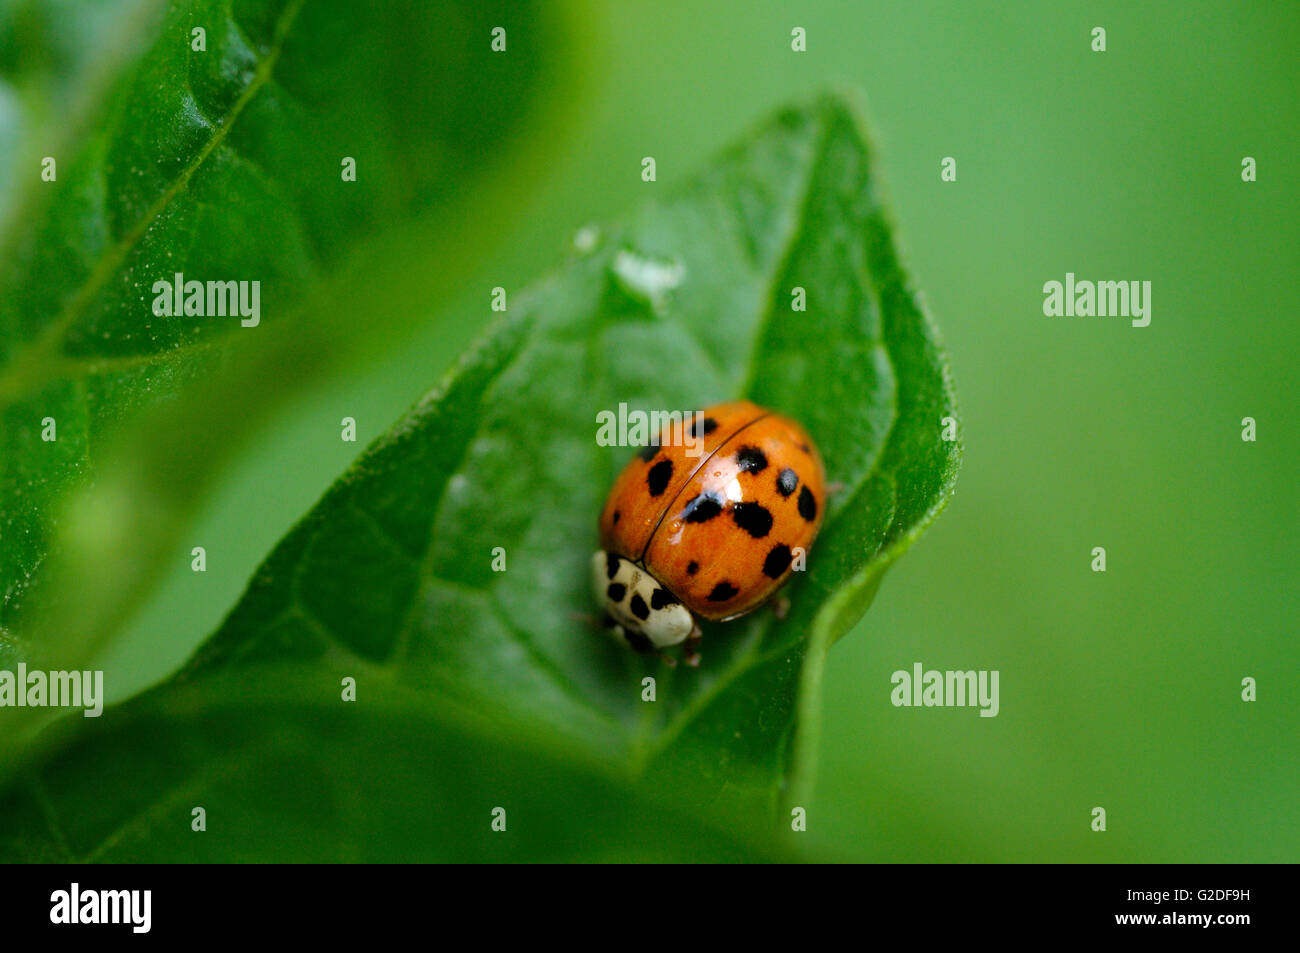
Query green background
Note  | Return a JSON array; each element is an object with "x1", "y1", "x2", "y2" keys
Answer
[{"x1": 95, "y1": 0, "x2": 1299, "y2": 861}]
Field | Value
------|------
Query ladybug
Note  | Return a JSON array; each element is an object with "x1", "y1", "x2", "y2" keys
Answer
[{"x1": 592, "y1": 400, "x2": 826, "y2": 665}]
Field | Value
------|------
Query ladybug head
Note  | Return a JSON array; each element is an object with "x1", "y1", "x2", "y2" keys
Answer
[{"x1": 590, "y1": 551, "x2": 694, "y2": 652}]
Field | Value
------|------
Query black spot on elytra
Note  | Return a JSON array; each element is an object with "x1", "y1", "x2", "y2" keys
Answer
[
  {"x1": 735, "y1": 445, "x2": 768, "y2": 473},
  {"x1": 636, "y1": 441, "x2": 659, "y2": 462},
  {"x1": 646, "y1": 458, "x2": 673, "y2": 496},
  {"x1": 650, "y1": 587, "x2": 680, "y2": 610},
  {"x1": 629, "y1": 593, "x2": 650, "y2": 621},
  {"x1": 606, "y1": 582, "x2": 627, "y2": 602},
  {"x1": 682, "y1": 491, "x2": 724, "y2": 523},
  {"x1": 688, "y1": 416, "x2": 718, "y2": 438},
  {"x1": 612, "y1": 510, "x2": 621, "y2": 524},
  {"x1": 776, "y1": 467, "x2": 798, "y2": 497},
  {"x1": 731, "y1": 501, "x2": 773, "y2": 538},
  {"x1": 798, "y1": 486, "x2": 818, "y2": 522},
  {"x1": 624, "y1": 629, "x2": 653, "y2": 653},
  {"x1": 708, "y1": 582, "x2": 739, "y2": 602},
  {"x1": 686, "y1": 561, "x2": 699, "y2": 575},
  {"x1": 799, "y1": 442, "x2": 811, "y2": 453},
  {"x1": 605, "y1": 552, "x2": 620, "y2": 579},
  {"x1": 763, "y1": 544, "x2": 793, "y2": 579}
]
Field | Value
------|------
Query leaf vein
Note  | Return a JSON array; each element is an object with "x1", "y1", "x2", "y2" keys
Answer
[{"x1": 0, "y1": 0, "x2": 306, "y2": 411}]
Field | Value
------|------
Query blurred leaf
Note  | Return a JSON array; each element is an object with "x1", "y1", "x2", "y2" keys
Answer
[
  {"x1": 0, "y1": 92, "x2": 959, "y2": 859},
  {"x1": 0, "y1": 664, "x2": 784, "y2": 862},
  {"x1": 0, "y1": 0, "x2": 572, "y2": 671}
]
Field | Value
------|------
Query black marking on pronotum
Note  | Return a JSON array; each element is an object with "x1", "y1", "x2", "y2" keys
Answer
[
  {"x1": 606, "y1": 582, "x2": 627, "y2": 602},
  {"x1": 686, "y1": 561, "x2": 700, "y2": 575},
  {"x1": 636, "y1": 441, "x2": 660, "y2": 462},
  {"x1": 731, "y1": 501, "x2": 773, "y2": 538},
  {"x1": 688, "y1": 416, "x2": 718, "y2": 438},
  {"x1": 682, "y1": 491, "x2": 724, "y2": 523},
  {"x1": 650, "y1": 587, "x2": 680, "y2": 610},
  {"x1": 646, "y1": 458, "x2": 673, "y2": 496},
  {"x1": 798, "y1": 486, "x2": 817, "y2": 522},
  {"x1": 624, "y1": 629, "x2": 653, "y2": 653},
  {"x1": 708, "y1": 581, "x2": 739, "y2": 602},
  {"x1": 763, "y1": 544, "x2": 793, "y2": 579},
  {"x1": 735, "y1": 445, "x2": 768, "y2": 473},
  {"x1": 776, "y1": 467, "x2": 798, "y2": 497},
  {"x1": 629, "y1": 593, "x2": 650, "y2": 621},
  {"x1": 605, "y1": 552, "x2": 620, "y2": 579}
]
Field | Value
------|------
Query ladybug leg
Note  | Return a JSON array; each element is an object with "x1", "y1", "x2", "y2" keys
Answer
[
  {"x1": 770, "y1": 594, "x2": 791, "y2": 621},
  {"x1": 681, "y1": 622, "x2": 703, "y2": 668}
]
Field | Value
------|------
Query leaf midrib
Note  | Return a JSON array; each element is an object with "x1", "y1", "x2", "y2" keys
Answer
[
  {"x1": 634, "y1": 103, "x2": 916, "y2": 789},
  {"x1": 633, "y1": 106, "x2": 877, "y2": 771}
]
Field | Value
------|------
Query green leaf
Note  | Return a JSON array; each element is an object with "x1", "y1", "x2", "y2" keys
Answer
[
  {"x1": 0, "y1": 92, "x2": 960, "y2": 860},
  {"x1": 0, "y1": 664, "x2": 785, "y2": 862},
  {"x1": 0, "y1": 0, "x2": 571, "y2": 671}
]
